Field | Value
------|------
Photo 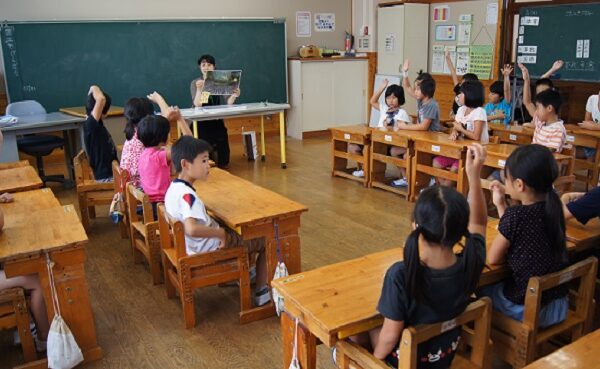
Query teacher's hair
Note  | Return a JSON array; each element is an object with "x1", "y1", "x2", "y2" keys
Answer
[{"x1": 198, "y1": 54, "x2": 216, "y2": 66}]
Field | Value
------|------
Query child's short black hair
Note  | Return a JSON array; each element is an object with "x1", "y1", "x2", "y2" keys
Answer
[
  {"x1": 171, "y1": 136, "x2": 212, "y2": 173},
  {"x1": 124, "y1": 97, "x2": 154, "y2": 141},
  {"x1": 137, "y1": 115, "x2": 171, "y2": 147},
  {"x1": 419, "y1": 78, "x2": 436, "y2": 99},
  {"x1": 534, "y1": 88, "x2": 562, "y2": 114},
  {"x1": 535, "y1": 78, "x2": 554, "y2": 90},
  {"x1": 416, "y1": 71, "x2": 433, "y2": 82},
  {"x1": 460, "y1": 80, "x2": 485, "y2": 108},
  {"x1": 489, "y1": 81, "x2": 504, "y2": 98},
  {"x1": 462, "y1": 73, "x2": 479, "y2": 82},
  {"x1": 385, "y1": 84, "x2": 406, "y2": 106},
  {"x1": 85, "y1": 89, "x2": 112, "y2": 116},
  {"x1": 198, "y1": 54, "x2": 216, "y2": 66}
]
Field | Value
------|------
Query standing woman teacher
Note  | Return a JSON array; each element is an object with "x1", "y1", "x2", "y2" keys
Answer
[{"x1": 190, "y1": 54, "x2": 241, "y2": 169}]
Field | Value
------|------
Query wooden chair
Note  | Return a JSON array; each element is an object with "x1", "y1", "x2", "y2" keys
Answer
[
  {"x1": 0, "y1": 288, "x2": 36, "y2": 363},
  {"x1": 73, "y1": 150, "x2": 114, "y2": 230},
  {"x1": 330, "y1": 125, "x2": 372, "y2": 187},
  {"x1": 335, "y1": 298, "x2": 493, "y2": 369},
  {"x1": 112, "y1": 161, "x2": 130, "y2": 239},
  {"x1": 369, "y1": 129, "x2": 412, "y2": 199},
  {"x1": 126, "y1": 183, "x2": 162, "y2": 285},
  {"x1": 156, "y1": 204, "x2": 251, "y2": 328},
  {"x1": 491, "y1": 257, "x2": 597, "y2": 368}
]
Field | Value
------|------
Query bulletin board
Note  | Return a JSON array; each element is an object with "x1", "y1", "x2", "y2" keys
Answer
[{"x1": 427, "y1": 0, "x2": 501, "y2": 80}]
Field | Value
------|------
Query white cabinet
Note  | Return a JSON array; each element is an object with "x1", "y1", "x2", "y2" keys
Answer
[{"x1": 287, "y1": 59, "x2": 368, "y2": 140}]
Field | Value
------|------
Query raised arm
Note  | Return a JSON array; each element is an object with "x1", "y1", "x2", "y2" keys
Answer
[
  {"x1": 445, "y1": 51, "x2": 459, "y2": 86},
  {"x1": 148, "y1": 92, "x2": 193, "y2": 138},
  {"x1": 541, "y1": 60, "x2": 564, "y2": 79},
  {"x1": 465, "y1": 144, "x2": 487, "y2": 236},
  {"x1": 401, "y1": 59, "x2": 417, "y2": 99},
  {"x1": 502, "y1": 64, "x2": 514, "y2": 104},
  {"x1": 88, "y1": 85, "x2": 106, "y2": 122},
  {"x1": 192, "y1": 80, "x2": 205, "y2": 107},
  {"x1": 370, "y1": 79, "x2": 389, "y2": 110},
  {"x1": 518, "y1": 63, "x2": 536, "y2": 118}
]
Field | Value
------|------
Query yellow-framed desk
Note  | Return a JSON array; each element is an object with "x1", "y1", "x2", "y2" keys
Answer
[{"x1": 180, "y1": 103, "x2": 290, "y2": 168}]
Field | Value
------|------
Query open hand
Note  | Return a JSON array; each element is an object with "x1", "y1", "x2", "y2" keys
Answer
[
  {"x1": 501, "y1": 64, "x2": 513, "y2": 77},
  {"x1": 465, "y1": 143, "x2": 486, "y2": 180},
  {"x1": 578, "y1": 121, "x2": 597, "y2": 130},
  {"x1": 552, "y1": 60, "x2": 564, "y2": 71},
  {"x1": 490, "y1": 180, "x2": 506, "y2": 207},
  {"x1": 402, "y1": 59, "x2": 410, "y2": 73},
  {"x1": 518, "y1": 63, "x2": 530, "y2": 80}
]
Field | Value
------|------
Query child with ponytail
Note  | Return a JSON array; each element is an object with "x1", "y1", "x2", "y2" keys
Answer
[
  {"x1": 348, "y1": 144, "x2": 488, "y2": 368},
  {"x1": 485, "y1": 144, "x2": 568, "y2": 327}
]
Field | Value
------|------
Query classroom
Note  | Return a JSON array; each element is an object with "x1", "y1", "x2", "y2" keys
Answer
[{"x1": 1, "y1": 0, "x2": 600, "y2": 368}]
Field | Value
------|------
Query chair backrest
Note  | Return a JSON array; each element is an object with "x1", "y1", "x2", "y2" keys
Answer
[
  {"x1": 522, "y1": 256, "x2": 597, "y2": 336},
  {"x1": 112, "y1": 161, "x2": 130, "y2": 195},
  {"x1": 73, "y1": 150, "x2": 95, "y2": 183},
  {"x1": 6, "y1": 100, "x2": 46, "y2": 116},
  {"x1": 336, "y1": 298, "x2": 492, "y2": 369},
  {"x1": 126, "y1": 183, "x2": 154, "y2": 225},
  {"x1": 157, "y1": 203, "x2": 187, "y2": 261}
]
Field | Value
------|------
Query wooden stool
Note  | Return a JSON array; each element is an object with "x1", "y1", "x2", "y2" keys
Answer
[
  {"x1": 369, "y1": 129, "x2": 411, "y2": 199},
  {"x1": 330, "y1": 125, "x2": 371, "y2": 187},
  {"x1": 0, "y1": 288, "x2": 37, "y2": 363},
  {"x1": 336, "y1": 298, "x2": 493, "y2": 369}
]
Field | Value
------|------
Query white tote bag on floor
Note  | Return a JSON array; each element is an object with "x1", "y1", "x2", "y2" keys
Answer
[{"x1": 46, "y1": 254, "x2": 84, "y2": 369}]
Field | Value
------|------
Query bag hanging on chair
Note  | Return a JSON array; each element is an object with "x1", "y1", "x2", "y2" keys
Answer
[{"x1": 45, "y1": 254, "x2": 84, "y2": 369}]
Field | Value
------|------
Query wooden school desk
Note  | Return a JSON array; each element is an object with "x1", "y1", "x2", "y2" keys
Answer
[
  {"x1": 369, "y1": 128, "x2": 412, "y2": 198},
  {"x1": 489, "y1": 123, "x2": 534, "y2": 145},
  {"x1": 60, "y1": 105, "x2": 124, "y2": 118},
  {"x1": 330, "y1": 125, "x2": 372, "y2": 187},
  {"x1": 0, "y1": 188, "x2": 59, "y2": 214},
  {"x1": 272, "y1": 227, "x2": 509, "y2": 369},
  {"x1": 0, "y1": 205, "x2": 102, "y2": 367},
  {"x1": 408, "y1": 131, "x2": 470, "y2": 201},
  {"x1": 0, "y1": 160, "x2": 29, "y2": 170},
  {"x1": 0, "y1": 166, "x2": 43, "y2": 193},
  {"x1": 522, "y1": 328, "x2": 600, "y2": 369},
  {"x1": 180, "y1": 103, "x2": 291, "y2": 168},
  {"x1": 564, "y1": 124, "x2": 600, "y2": 190},
  {"x1": 193, "y1": 168, "x2": 307, "y2": 322}
]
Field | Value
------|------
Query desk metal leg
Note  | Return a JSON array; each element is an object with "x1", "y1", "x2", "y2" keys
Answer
[
  {"x1": 279, "y1": 111, "x2": 287, "y2": 169},
  {"x1": 0, "y1": 131, "x2": 20, "y2": 163},
  {"x1": 193, "y1": 120, "x2": 198, "y2": 138},
  {"x1": 260, "y1": 115, "x2": 266, "y2": 161}
]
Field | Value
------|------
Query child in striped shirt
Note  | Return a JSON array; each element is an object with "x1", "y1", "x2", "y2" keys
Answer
[{"x1": 518, "y1": 63, "x2": 566, "y2": 153}]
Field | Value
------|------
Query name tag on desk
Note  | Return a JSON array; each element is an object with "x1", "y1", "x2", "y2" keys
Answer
[
  {"x1": 509, "y1": 134, "x2": 517, "y2": 141},
  {"x1": 344, "y1": 133, "x2": 351, "y2": 140},
  {"x1": 431, "y1": 145, "x2": 440, "y2": 152},
  {"x1": 498, "y1": 160, "x2": 506, "y2": 168},
  {"x1": 566, "y1": 135, "x2": 575, "y2": 143},
  {"x1": 384, "y1": 135, "x2": 392, "y2": 142}
]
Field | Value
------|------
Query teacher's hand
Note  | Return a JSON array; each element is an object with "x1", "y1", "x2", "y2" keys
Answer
[
  {"x1": 195, "y1": 79, "x2": 205, "y2": 90},
  {"x1": 232, "y1": 88, "x2": 241, "y2": 97}
]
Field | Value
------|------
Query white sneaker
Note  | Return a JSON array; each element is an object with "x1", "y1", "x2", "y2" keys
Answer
[
  {"x1": 254, "y1": 286, "x2": 271, "y2": 307},
  {"x1": 391, "y1": 178, "x2": 408, "y2": 187},
  {"x1": 428, "y1": 177, "x2": 436, "y2": 187},
  {"x1": 352, "y1": 169, "x2": 365, "y2": 178}
]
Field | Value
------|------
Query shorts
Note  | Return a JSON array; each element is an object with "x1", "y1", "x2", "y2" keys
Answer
[
  {"x1": 583, "y1": 147, "x2": 597, "y2": 159},
  {"x1": 224, "y1": 227, "x2": 265, "y2": 254},
  {"x1": 433, "y1": 156, "x2": 459, "y2": 171},
  {"x1": 479, "y1": 282, "x2": 568, "y2": 328}
]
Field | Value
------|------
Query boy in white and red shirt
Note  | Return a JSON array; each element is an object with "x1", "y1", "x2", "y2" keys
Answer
[{"x1": 518, "y1": 63, "x2": 567, "y2": 153}]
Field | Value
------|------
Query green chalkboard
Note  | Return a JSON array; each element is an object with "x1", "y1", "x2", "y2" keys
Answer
[
  {"x1": 1, "y1": 20, "x2": 287, "y2": 112},
  {"x1": 517, "y1": 4, "x2": 600, "y2": 82}
]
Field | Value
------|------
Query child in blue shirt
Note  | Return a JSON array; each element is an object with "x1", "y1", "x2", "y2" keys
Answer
[{"x1": 484, "y1": 64, "x2": 513, "y2": 126}]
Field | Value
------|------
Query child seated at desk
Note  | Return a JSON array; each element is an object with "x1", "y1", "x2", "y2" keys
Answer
[
  {"x1": 433, "y1": 80, "x2": 488, "y2": 187},
  {"x1": 0, "y1": 207, "x2": 50, "y2": 352},
  {"x1": 345, "y1": 144, "x2": 487, "y2": 368},
  {"x1": 485, "y1": 65, "x2": 513, "y2": 126},
  {"x1": 84, "y1": 85, "x2": 118, "y2": 182},
  {"x1": 575, "y1": 90, "x2": 600, "y2": 162},
  {"x1": 518, "y1": 64, "x2": 567, "y2": 154},
  {"x1": 120, "y1": 97, "x2": 155, "y2": 187},
  {"x1": 138, "y1": 92, "x2": 193, "y2": 217},
  {"x1": 445, "y1": 51, "x2": 479, "y2": 119},
  {"x1": 485, "y1": 144, "x2": 568, "y2": 328},
  {"x1": 164, "y1": 136, "x2": 270, "y2": 306}
]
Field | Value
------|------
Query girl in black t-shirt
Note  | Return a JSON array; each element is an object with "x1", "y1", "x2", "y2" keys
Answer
[
  {"x1": 484, "y1": 144, "x2": 569, "y2": 328},
  {"x1": 345, "y1": 144, "x2": 488, "y2": 369}
]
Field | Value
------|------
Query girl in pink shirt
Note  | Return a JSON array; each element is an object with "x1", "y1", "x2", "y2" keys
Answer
[
  {"x1": 138, "y1": 92, "x2": 193, "y2": 215},
  {"x1": 120, "y1": 97, "x2": 154, "y2": 187}
]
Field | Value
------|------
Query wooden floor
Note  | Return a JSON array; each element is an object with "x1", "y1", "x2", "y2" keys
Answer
[{"x1": 1, "y1": 136, "x2": 597, "y2": 369}]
